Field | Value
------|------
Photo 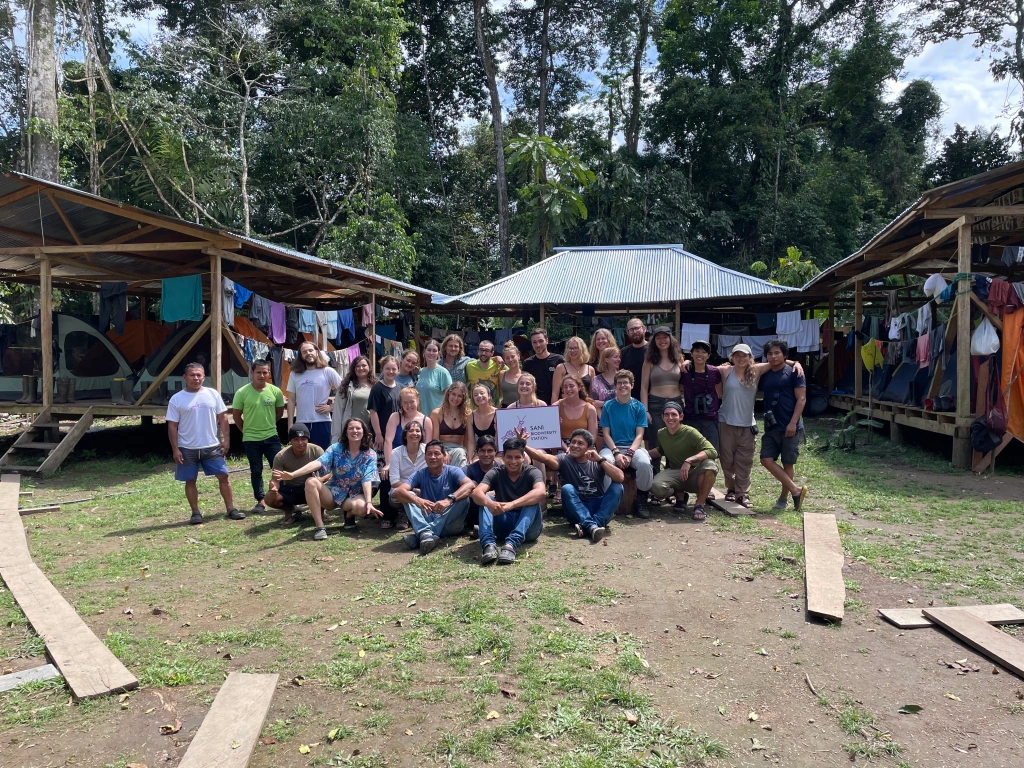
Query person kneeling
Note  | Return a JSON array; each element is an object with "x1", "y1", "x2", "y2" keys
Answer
[
  {"x1": 471, "y1": 438, "x2": 546, "y2": 565},
  {"x1": 392, "y1": 441, "x2": 475, "y2": 554},
  {"x1": 648, "y1": 401, "x2": 718, "y2": 520},
  {"x1": 522, "y1": 428, "x2": 623, "y2": 543},
  {"x1": 265, "y1": 424, "x2": 325, "y2": 522},
  {"x1": 274, "y1": 417, "x2": 381, "y2": 541}
]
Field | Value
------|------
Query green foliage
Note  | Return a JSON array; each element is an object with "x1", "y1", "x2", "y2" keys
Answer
[{"x1": 772, "y1": 247, "x2": 820, "y2": 288}]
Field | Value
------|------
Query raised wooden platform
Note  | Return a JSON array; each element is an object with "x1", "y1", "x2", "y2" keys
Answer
[
  {"x1": 0, "y1": 400, "x2": 167, "y2": 418},
  {"x1": 830, "y1": 395, "x2": 971, "y2": 437}
]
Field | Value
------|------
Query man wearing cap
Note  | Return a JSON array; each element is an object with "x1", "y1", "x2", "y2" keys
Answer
[
  {"x1": 648, "y1": 401, "x2": 718, "y2": 520},
  {"x1": 265, "y1": 424, "x2": 325, "y2": 522},
  {"x1": 680, "y1": 340, "x2": 722, "y2": 450},
  {"x1": 232, "y1": 359, "x2": 285, "y2": 514}
]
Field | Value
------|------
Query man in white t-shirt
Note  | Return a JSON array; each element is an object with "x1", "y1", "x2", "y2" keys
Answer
[
  {"x1": 166, "y1": 362, "x2": 242, "y2": 525},
  {"x1": 286, "y1": 341, "x2": 343, "y2": 450}
]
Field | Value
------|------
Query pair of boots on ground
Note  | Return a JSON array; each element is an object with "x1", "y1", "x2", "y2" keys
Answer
[{"x1": 15, "y1": 375, "x2": 80, "y2": 404}]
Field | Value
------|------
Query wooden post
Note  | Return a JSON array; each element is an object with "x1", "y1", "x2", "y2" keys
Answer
[
  {"x1": 210, "y1": 252, "x2": 222, "y2": 392},
  {"x1": 854, "y1": 281, "x2": 863, "y2": 400},
  {"x1": 539, "y1": 305, "x2": 546, "y2": 326},
  {"x1": 136, "y1": 316, "x2": 212, "y2": 406},
  {"x1": 368, "y1": 293, "x2": 377, "y2": 372},
  {"x1": 674, "y1": 301, "x2": 681, "y2": 340},
  {"x1": 827, "y1": 294, "x2": 835, "y2": 391},
  {"x1": 953, "y1": 219, "x2": 973, "y2": 468},
  {"x1": 413, "y1": 303, "x2": 421, "y2": 352},
  {"x1": 40, "y1": 257, "x2": 53, "y2": 407},
  {"x1": 139, "y1": 296, "x2": 147, "y2": 322}
]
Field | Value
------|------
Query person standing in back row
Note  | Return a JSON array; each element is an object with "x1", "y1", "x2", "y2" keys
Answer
[
  {"x1": 287, "y1": 341, "x2": 342, "y2": 450},
  {"x1": 522, "y1": 328, "x2": 563, "y2": 407},
  {"x1": 620, "y1": 318, "x2": 648, "y2": 400},
  {"x1": 759, "y1": 339, "x2": 809, "y2": 511},
  {"x1": 232, "y1": 359, "x2": 285, "y2": 514}
]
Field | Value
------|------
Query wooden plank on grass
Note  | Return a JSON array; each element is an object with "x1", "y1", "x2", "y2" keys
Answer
[
  {"x1": 708, "y1": 487, "x2": 755, "y2": 517},
  {"x1": 923, "y1": 607, "x2": 1024, "y2": 678},
  {"x1": 0, "y1": 474, "x2": 137, "y2": 698},
  {"x1": 879, "y1": 604, "x2": 1024, "y2": 629},
  {"x1": 803, "y1": 513, "x2": 845, "y2": 621},
  {"x1": 177, "y1": 672, "x2": 279, "y2": 768},
  {"x1": 0, "y1": 663, "x2": 61, "y2": 693}
]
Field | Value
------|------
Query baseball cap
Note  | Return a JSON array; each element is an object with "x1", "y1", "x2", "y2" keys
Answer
[
  {"x1": 288, "y1": 424, "x2": 310, "y2": 440},
  {"x1": 690, "y1": 339, "x2": 711, "y2": 353},
  {"x1": 652, "y1": 325, "x2": 672, "y2": 336},
  {"x1": 730, "y1": 343, "x2": 753, "y2": 357}
]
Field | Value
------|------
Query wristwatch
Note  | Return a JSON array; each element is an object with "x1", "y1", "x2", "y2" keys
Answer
[
  {"x1": 446, "y1": 493, "x2": 457, "y2": 503},
  {"x1": 596, "y1": 455, "x2": 607, "y2": 464}
]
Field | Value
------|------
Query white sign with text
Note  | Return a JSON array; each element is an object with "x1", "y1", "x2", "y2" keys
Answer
[{"x1": 495, "y1": 405, "x2": 562, "y2": 449}]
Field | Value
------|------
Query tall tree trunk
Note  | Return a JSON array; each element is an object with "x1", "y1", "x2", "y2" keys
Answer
[
  {"x1": 84, "y1": 53, "x2": 99, "y2": 194},
  {"x1": 625, "y1": 0, "x2": 652, "y2": 156},
  {"x1": 26, "y1": 0, "x2": 59, "y2": 180},
  {"x1": 2, "y1": 1, "x2": 26, "y2": 171},
  {"x1": 538, "y1": 0, "x2": 550, "y2": 137},
  {"x1": 473, "y1": 0, "x2": 511, "y2": 276}
]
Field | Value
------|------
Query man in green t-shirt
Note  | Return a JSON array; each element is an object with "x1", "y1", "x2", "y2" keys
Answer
[
  {"x1": 465, "y1": 340, "x2": 505, "y2": 405},
  {"x1": 231, "y1": 359, "x2": 285, "y2": 513},
  {"x1": 648, "y1": 401, "x2": 718, "y2": 520}
]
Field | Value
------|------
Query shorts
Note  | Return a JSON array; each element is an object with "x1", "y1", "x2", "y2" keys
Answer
[
  {"x1": 175, "y1": 445, "x2": 229, "y2": 481},
  {"x1": 275, "y1": 484, "x2": 307, "y2": 507},
  {"x1": 760, "y1": 429, "x2": 803, "y2": 465},
  {"x1": 304, "y1": 421, "x2": 332, "y2": 450}
]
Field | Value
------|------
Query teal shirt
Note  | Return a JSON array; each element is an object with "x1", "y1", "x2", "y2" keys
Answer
[
  {"x1": 416, "y1": 365, "x2": 452, "y2": 416},
  {"x1": 598, "y1": 397, "x2": 648, "y2": 447}
]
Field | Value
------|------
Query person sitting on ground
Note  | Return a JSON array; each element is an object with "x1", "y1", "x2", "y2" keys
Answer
[
  {"x1": 648, "y1": 401, "x2": 718, "y2": 520},
  {"x1": 469, "y1": 383, "x2": 497, "y2": 462},
  {"x1": 274, "y1": 417, "x2": 381, "y2": 540},
  {"x1": 465, "y1": 339, "x2": 505, "y2": 406},
  {"x1": 430, "y1": 382, "x2": 472, "y2": 467},
  {"x1": 395, "y1": 348, "x2": 420, "y2": 388},
  {"x1": 265, "y1": 424, "x2": 325, "y2": 522},
  {"x1": 521, "y1": 428, "x2": 624, "y2": 543},
  {"x1": 465, "y1": 434, "x2": 500, "y2": 535},
  {"x1": 231, "y1": 358, "x2": 285, "y2": 515},
  {"x1": 551, "y1": 336, "x2": 595, "y2": 404},
  {"x1": 598, "y1": 369, "x2": 654, "y2": 518},
  {"x1": 167, "y1": 362, "x2": 241, "y2": 525},
  {"x1": 392, "y1": 440, "x2": 476, "y2": 554},
  {"x1": 471, "y1": 437, "x2": 546, "y2": 566},
  {"x1": 759, "y1": 339, "x2": 809, "y2": 511},
  {"x1": 286, "y1": 341, "x2": 342, "y2": 450}
]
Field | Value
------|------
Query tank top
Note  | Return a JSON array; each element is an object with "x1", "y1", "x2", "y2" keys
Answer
[
  {"x1": 558, "y1": 400, "x2": 590, "y2": 439},
  {"x1": 439, "y1": 414, "x2": 467, "y2": 437},
  {"x1": 650, "y1": 362, "x2": 681, "y2": 389},
  {"x1": 559, "y1": 363, "x2": 592, "y2": 393},
  {"x1": 473, "y1": 410, "x2": 497, "y2": 438},
  {"x1": 719, "y1": 370, "x2": 757, "y2": 427},
  {"x1": 392, "y1": 415, "x2": 426, "y2": 449},
  {"x1": 500, "y1": 374, "x2": 520, "y2": 407}
]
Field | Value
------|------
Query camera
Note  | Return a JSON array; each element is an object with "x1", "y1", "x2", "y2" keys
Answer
[
  {"x1": 764, "y1": 409, "x2": 778, "y2": 429},
  {"x1": 693, "y1": 394, "x2": 712, "y2": 415}
]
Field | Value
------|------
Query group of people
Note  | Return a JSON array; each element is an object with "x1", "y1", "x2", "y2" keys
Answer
[{"x1": 164, "y1": 318, "x2": 810, "y2": 559}]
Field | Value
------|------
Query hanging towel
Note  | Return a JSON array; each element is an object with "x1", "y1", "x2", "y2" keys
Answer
[
  {"x1": 680, "y1": 323, "x2": 710, "y2": 352},
  {"x1": 916, "y1": 335, "x2": 930, "y2": 369},
  {"x1": 315, "y1": 311, "x2": 330, "y2": 347},
  {"x1": 495, "y1": 328, "x2": 513, "y2": 345},
  {"x1": 269, "y1": 301, "x2": 287, "y2": 344},
  {"x1": 325, "y1": 312, "x2": 338, "y2": 341},
  {"x1": 221, "y1": 278, "x2": 236, "y2": 328},
  {"x1": 431, "y1": 327, "x2": 446, "y2": 340},
  {"x1": 362, "y1": 303, "x2": 374, "y2": 326},
  {"x1": 250, "y1": 295, "x2": 272, "y2": 333},
  {"x1": 741, "y1": 335, "x2": 773, "y2": 360},
  {"x1": 916, "y1": 302, "x2": 932, "y2": 335},
  {"x1": 796, "y1": 319, "x2": 820, "y2": 352},
  {"x1": 161, "y1": 275, "x2": 203, "y2": 322},
  {"x1": 776, "y1": 311, "x2": 801, "y2": 335},
  {"x1": 717, "y1": 334, "x2": 742, "y2": 358},
  {"x1": 299, "y1": 309, "x2": 316, "y2": 333},
  {"x1": 755, "y1": 313, "x2": 776, "y2": 330},
  {"x1": 286, "y1": 307, "x2": 300, "y2": 344},
  {"x1": 337, "y1": 309, "x2": 355, "y2": 342},
  {"x1": 233, "y1": 283, "x2": 252, "y2": 308},
  {"x1": 347, "y1": 344, "x2": 361, "y2": 364}
]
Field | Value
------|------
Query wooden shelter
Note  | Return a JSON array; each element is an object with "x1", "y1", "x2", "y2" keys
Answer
[
  {"x1": 0, "y1": 173, "x2": 438, "y2": 472},
  {"x1": 804, "y1": 161, "x2": 1024, "y2": 470}
]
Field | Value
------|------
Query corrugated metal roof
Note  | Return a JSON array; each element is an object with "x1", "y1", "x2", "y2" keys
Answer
[{"x1": 433, "y1": 245, "x2": 790, "y2": 307}]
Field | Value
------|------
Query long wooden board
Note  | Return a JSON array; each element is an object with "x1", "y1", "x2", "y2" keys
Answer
[
  {"x1": 177, "y1": 672, "x2": 279, "y2": 768},
  {"x1": 879, "y1": 604, "x2": 1024, "y2": 629},
  {"x1": 0, "y1": 474, "x2": 138, "y2": 699},
  {"x1": 708, "y1": 487, "x2": 755, "y2": 517},
  {"x1": 0, "y1": 663, "x2": 61, "y2": 693},
  {"x1": 923, "y1": 607, "x2": 1024, "y2": 679},
  {"x1": 803, "y1": 513, "x2": 845, "y2": 621}
]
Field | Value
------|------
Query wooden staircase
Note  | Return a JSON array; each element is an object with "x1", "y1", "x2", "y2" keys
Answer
[{"x1": 0, "y1": 407, "x2": 95, "y2": 475}]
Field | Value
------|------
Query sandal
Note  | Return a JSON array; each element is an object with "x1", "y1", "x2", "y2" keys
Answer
[
  {"x1": 724, "y1": 490, "x2": 736, "y2": 503},
  {"x1": 692, "y1": 504, "x2": 707, "y2": 521},
  {"x1": 736, "y1": 495, "x2": 754, "y2": 510},
  {"x1": 380, "y1": 519, "x2": 394, "y2": 529}
]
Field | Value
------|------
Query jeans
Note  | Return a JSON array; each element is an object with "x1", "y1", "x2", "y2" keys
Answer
[
  {"x1": 479, "y1": 503, "x2": 542, "y2": 550},
  {"x1": 561, "y1": 483, "x2": 622, "y2": 531},
  {"x1": 404, "y1": 498, "x2": 471, "y2": 540},
  {"x1": 599, "y1": 447, "x2": 653, "y2": 491},
  {"x1": 243, "y1": 436, "x2": 282, "y2": 502}
]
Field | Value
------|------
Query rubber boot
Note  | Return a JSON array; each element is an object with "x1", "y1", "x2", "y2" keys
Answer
[
  {"x1": 121, "y1": 378, "x2": 136, "y2": 405},
  {"x1": 111, "y1": 378, "x2": 129, "y2": 406},
  {"x1": 152, "y1": 382, "x2": 168, "y2": 407},
  {"x1": 17, "y1": 375, "x2": 38, "y2": 405},
  {"x1": 65, "y1": 378, "x2": 76, "y2": 404},
  {"x1": 14, "y1": 375, "x2": 29, "y2": 404},
  {"x1": 54, "y1": 378, "x2": 68, "y2": 404}
]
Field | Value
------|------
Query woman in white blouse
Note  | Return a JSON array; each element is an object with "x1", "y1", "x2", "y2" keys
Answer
[{"x1": 387, "y1": 419, "x2": 426, "y2": 529}]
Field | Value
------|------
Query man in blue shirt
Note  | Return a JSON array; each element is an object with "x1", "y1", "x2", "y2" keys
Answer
[
  {"x1": 759, "y1": 339, "x2": 809, "y2": 511},
  {"x1": 598, "y1": 370, "x2": 653, "y2": 517},
  {"x1": 392, "y1": 440, "x2": 476, "y2": 554}
]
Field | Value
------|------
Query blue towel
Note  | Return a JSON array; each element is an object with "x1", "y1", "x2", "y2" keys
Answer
[
  {"x1": 299, "y1": 309, "x2": 316, "y2": 333},
  {"x1": 161, "y1": 275, "x2": 203, "y2": 322},
  {"x1": 756, "y1": 313, "x2": 776, "y2": 330},
  {"x1": 233, "y1": 283, "x2": 252, "y2": 308}
]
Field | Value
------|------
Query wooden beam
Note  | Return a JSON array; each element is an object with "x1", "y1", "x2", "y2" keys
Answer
[
  {"x1": 923, "y1": 607, "x2": 1024, "y2": 678},
  {"x1": 207, "y1": 247, "x2": 360, "y2": 294},
  {"x1": 804, "y1": 513, "x2": 845, "y2": 622},
  {"x1": 925, "y1": 206, "x2": 1024, "y2": 218},
  {"x1": 45, "y1": 193, "x2": 82, "y2": 245},
  {"x1": 827, "y1": 295, "x2": 835, "y2": 391},
  {"x1": 413, "y1": 303, "x2": 421, "y2": 352},
  {"x1": 836, "y1": 217, "x2": 966, "y2": 291},
  {"x1": 210, "y1": 253, "x2": 223, "y2": 392},
  {"x1": 956, "y1": 221, "x2": 972, "y2": 423},
  {"x1": 854, "y1": 282, "x2": 862, "y2": 399},
  {"x1": 0, "y1": 184, "x2": 42, "y2": 209},
  {"x1": 222, "y1": 325, "x2": 247, "y2": 375},
  {"x1": 33, "y1": 252, "x2": 154, "y2": 281},
  {"x1": 135, "y1": 315, "x2": 212, "y2": 406},
  {"x1": 969, "y1": 292, "x2": 1002, "y2": 330},
  {"x1": 40, "y1": 258, "x2": 53, "y2": 407},
  {"x1": 879, "y1": 604, "x2": 1024, "y2": 629},
  {"x1": 94, "y1": 223, "x2": 157, "y2": 245},
  {"x1": 674, "y1": 300, "x2": 681, "y2": 339},
  {"x1": 0, "y1": 241, "x2": 222, "y2": 256}
]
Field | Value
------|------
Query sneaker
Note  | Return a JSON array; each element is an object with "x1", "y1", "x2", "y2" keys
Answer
[
  {"x1": 313, "y1": 527, "x2": 328, "y2": 541},
  {"x1": 419, "y1": 536, "x2": 438, "y2": 555},
  {"x1": 497, "y1": 544, "x2": 517, "y2": 565},
  {"x1": 634, "y1": 497, "x2": 650, "y2": 519},
  {"x1": 793, "y1": 486, "x2": 809, "y2": 512},
  {"x1": 395, "y1": 514, "x2": 411, "y2": 532},
  {"x1": 343, "y1": 516, "x2": 357, "y2": 530},
  {"x1": 772, "y1": 497, "x2": 788, "y2": 511},
  {"x1": 252, "y1": 502, "x2": 266, "y2": 515},
  {"x1": 189, "y1": 511, "x2": 204, "y2": 525},
  {"x1": 590, "y1": 526, "x2": 605, "y2": 543},
  {"x1": 480, "y1": 543, "x2": 498, "y2": 565},
  {"x1": 674, "y1": 493, "x2": 689, "y2": 511},
  {"x1": 403, "y1": 533, "x2": 419, "y2": 550}
]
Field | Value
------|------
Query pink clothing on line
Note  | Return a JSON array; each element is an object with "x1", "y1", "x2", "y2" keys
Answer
[
  {"x1": 916, "y1": 334, "x2": 930, "y2": 369},
  {"x1": 269, "y1": 301, "x2": 287, "y2": 344}
]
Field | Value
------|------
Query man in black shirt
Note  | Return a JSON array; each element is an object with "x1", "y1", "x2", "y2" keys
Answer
[
  {"x1": 471, "y1": 437, "x2": 546, "y2": 565},
  {"x1": 464, "y1": 435, "x2": 500, "y2": 534},
  {"x1": 521, "y1": 327, "x2": 564, "y2": 405},
  {"x1": 620, "y1": 317, "x2": 648, "y2": 400}
]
